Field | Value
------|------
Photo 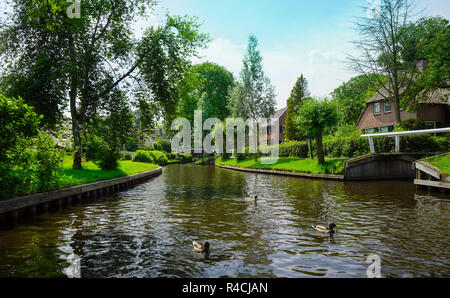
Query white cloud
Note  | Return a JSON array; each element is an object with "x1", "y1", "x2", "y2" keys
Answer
[{"x1": 193, "y1": 38, "x2": 355, "y2": 110}]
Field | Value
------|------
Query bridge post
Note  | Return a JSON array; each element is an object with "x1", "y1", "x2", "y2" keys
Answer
[
  {"x1": 395, "y1": 136, "x2": 400, "y2": 153},
  {"x1": 369, "y1": 136, "x2": 375, "y2": 153}
]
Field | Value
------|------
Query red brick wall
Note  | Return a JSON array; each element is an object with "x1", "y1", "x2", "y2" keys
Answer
[{"x1": 358, "y1": 101, "x2": 415, "y2": 130}]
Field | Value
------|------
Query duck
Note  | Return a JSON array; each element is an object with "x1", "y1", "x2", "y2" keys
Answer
[
  {"x1": 312, "y1": 223, "x2": 337, "y2": 234},
  {"x1": 193, "y1": 241, "x2": 210, "y2": 253},
  {"x1": 245, "y1": 195, "x2": 258, "y2": 203}
]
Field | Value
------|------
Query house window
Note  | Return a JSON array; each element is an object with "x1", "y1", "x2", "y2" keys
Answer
[
  {"x1": 366, "y1": 127, "x2": 379, "y2": 133},
  {"x1": 267, "y1": 126, "x2": 272, "y2": 135},
  {"x1": 374, "y1": 102, "x2": 381, "y2": 115},
  {"x1": 424, "y1": 121, "x2": 436, "y2": 129},
  {"x1": 384, "y1": 101, "x2": 392, "y2": 113},
  {"x1": 380, "y1": 126, "x2": 394, "y2": 133},
  {"x1": 280, "y1": 125, "x2": 285, "y2": 134}
]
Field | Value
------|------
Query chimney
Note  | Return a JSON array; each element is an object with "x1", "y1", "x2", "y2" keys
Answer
[{"x1": 416, "y1": 59, "x2": 428, "y2": 71}]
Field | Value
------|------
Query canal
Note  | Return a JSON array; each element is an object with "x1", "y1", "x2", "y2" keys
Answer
[{"x1": 0, "y1": 164, "x2": 449, "y2": 278}]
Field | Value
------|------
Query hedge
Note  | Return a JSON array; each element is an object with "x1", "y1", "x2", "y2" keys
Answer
[
  {"x1": 133, "y1": 150, "x2": 154, "y2": 163},
  {"x1": 322, "y1": 134, "x2": 449, "y2": 158},
  {"x1": 179, "y1": 153, "x2": 193, "y2": 162}
]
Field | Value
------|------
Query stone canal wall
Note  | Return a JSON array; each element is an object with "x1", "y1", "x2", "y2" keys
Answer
[{"x1": 0, "y1": 167, "x2": 162, "y2": 220}]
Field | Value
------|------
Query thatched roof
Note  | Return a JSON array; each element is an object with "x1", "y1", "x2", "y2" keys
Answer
[{"x1": 366, "y1": 82, "x2": 449, "y2": 105}]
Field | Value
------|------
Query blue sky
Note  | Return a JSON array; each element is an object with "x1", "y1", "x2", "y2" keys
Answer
[{"x1": 153, "y1": 0, "x2": 450, "y2": 109}]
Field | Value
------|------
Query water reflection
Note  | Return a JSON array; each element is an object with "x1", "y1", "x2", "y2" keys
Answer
[{"x1": 0, "y1": 164, "x2": 449, "y2": 278}]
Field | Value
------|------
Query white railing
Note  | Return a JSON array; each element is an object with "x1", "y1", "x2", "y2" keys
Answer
[{"x1": 361, "y1": 127, "x2": 450, "y2": 153}]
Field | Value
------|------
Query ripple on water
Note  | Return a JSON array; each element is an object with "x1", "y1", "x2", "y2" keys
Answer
[{"x1": 0, "y1": 164, "x2": 449, "y2": 278}]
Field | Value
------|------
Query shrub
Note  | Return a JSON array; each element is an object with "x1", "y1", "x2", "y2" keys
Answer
[
  {"x1": 133, "y1": 150, "x2": 154, "y2": 163},
  {"x1": 153, "y1": 139, "x2": 171, "y2": 153},
  {"x1": 279, "y1": 141, "x2": 309, "y2": 158},
  {"x1": 166, "y1": 152, "x2": 176, "y2": 160},
  {"x1": 120, "y1": 152, "x2": 132, "y2": 160},
  {"x1": 84, "y1": 135, "x2": 121, "y2": 170},
  {"x1": 149, "y1": 150, "x2": 168, "y2": 164},
  {"x1": 0, "y1": 96, "x2": 63, "y2": 199},
  {"x1": 398, "y1": 118, "x2": 426, "y2": 131},
  {"x1": 322, "y1": 134, "x2": 446, "y2": 158},
  {"x1": 179, "y1": 153, "x2": 193, "y2": 162}
]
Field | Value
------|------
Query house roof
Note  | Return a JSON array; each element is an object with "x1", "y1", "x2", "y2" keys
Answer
[
  {"x1": 272, "y1": 107, "x2": 288, "y2": 119},
  {"x1": 366, "y1": 83, "x2": 450, "y2": 105}
]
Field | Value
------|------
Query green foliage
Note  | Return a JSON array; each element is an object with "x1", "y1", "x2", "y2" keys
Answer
[
  {"x1": 166, "y1": 152, "x2": 177, "y2": 160},
  {"x1": 295, "y1": 98, "x2": 338, "y2": 138},
  {"x1": 152, "y1": 139, "x2": 172, "y2": 153},
  {"x1": 398, "y1": 118, "x2": 426, "y2": 131},
  {"x1": 227, "y1": 35, "x2": 275, "y2": 119},
  {"x1": 179, "y1": 153, "x2": 193, "y2": 163},
  {"x1": 1, "y1": 131, "x2": 63, "y2": 199},
  {"x1": 149, "y1": 150, "x2": 169, "y2": 165},
  {"x1": 177, "y1": 62, "x2": 234, "y2": 127},
  {"x1": 84, "y1": 135, "x2": 121, "y2": 171},
  {"x1": 0, "y1": 0, "x2": 209, "y2": 169},
  {"x1": 426, "y1": 154, "x2": 450, "y2": 175},
  {"x1": 400, "y1": 17, "x2": 450, "y2": 109},
  {"x1": 322, "y1": 134, "x2": 447, "y2": 158},
  {"x1": 121, "y1": 152, "x2": 133, "y2": 161},
  {"x1": 0, "y1": 95, "x2": 40, "y2": 162},
  {"x1": 133, "y1": 150, "x2": 155, "y2": 164},
  {"x1": 132, "y1": 150, "x2": 168, "y2": 164},
  {"x1": 285, "y1": 74, "x2": 309, "y2": 141},
  {"x1": 330, "y1": 74, "x2": 386, "y2": 126},
  {"x1": 0, "y1": 95, "x2": 63, "y2": 199},
  {"x1": 279, "y1": 141, "x2": 309, "y2": 158}
]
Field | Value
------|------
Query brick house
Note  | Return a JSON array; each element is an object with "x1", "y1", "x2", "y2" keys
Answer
[
  {"x1": 260, "y1": 107, "x2": 287, "y2": 145},
  {"x1": 357, "y1": 61, "x2": 449, "y2": 133},
  {"x1": 357, "y1": 86, "x2": 449, "y2": 133}
]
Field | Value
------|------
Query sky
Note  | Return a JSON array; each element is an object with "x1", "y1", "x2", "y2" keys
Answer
[
  {"x1": 150, "y1": 0, "x2": 450, "y2": 109},
  {"x1": 1, "y1": 0, "x2": 449, "y2": 110}
]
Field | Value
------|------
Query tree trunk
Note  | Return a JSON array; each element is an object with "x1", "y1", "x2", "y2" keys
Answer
[
  {"x1": 70, "y1": 80, "x2": 82, "y2": 170},
  {"x1": 68, "y1": 33, "x2": 82, "y2": 170},
  {"x1": 315, "y1": 130, "x2": 325, "y2": 165},
  {"x1": 394, "y1": 95, "x2": 401, "y2": 123}
]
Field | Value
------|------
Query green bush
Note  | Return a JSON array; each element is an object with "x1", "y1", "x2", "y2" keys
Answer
[
  {"x1": 133, "y1": 150, "x2": 154, "y2": 163},
  {"x1": 179, "y1": 153, "x2": 193, "y2": 162},
  {"x1": 149, "y1": 150, "x2": 168, "y2": 164},
  {"x1": 84, "y1": 135, "x2": 120, "y2": 170},
  {"x1": 398, "y1": 118, "x2": 426, "y2": 131},
  {"x1": 120, "y1": 152, "x2": 133, "y2": 161},
  {"x1": 153, "y1": 139, "x2": 171, "y2": 153},
  {"x1": 0, "y1": 96, "x2": 63, "y2": 199},
  {"x1": 322, "y1": 134, "x2": 446, "y2": 158},
  {"x1": 279, "y1": 141, "x2": 309, "y2": 158},
  {"x1": 166, "y1": 152, "x2": 176, "y2": 160}
]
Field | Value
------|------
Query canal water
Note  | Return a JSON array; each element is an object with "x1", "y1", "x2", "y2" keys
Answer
[{"x1": 0, "y1": 164, "x2": 449, "y2": 278}]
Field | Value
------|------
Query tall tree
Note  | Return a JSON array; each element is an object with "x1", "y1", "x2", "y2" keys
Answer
[
  {"x1": 227, "y1": 35, "x2": 275, "y2": 160},
  {"x1": 331, "y1": 74, "x2": 387, "y2": 126},
  {"x1": 399, "y1": 17, "x2": 450, "y2": 109},
  {"x1": 177, "y1": 62, "x2": 234, "y2": 123},
  {"x1": 295, "y1": 98, "x2": 338, "y2": 165},
  {"x1": 0, "y1": 0, "x2": 208, "y2": 169},
  {"x1": 347, "y1": 0, "x2": 419, "y2": 122},
  {"x1": 285, "y1": 74, "x2": 309, "y2": 141}
]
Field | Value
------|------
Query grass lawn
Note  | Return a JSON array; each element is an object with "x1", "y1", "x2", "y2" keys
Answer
[
  {"x1": 216, "y1": 156, "x2": 347, "y2": 175},
  {"x1": 57, "y1": 155, "x2": 159, "y2": 189},
  {"x1": 425, "y1": 153, "x2": 450, "y2": 175}
]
